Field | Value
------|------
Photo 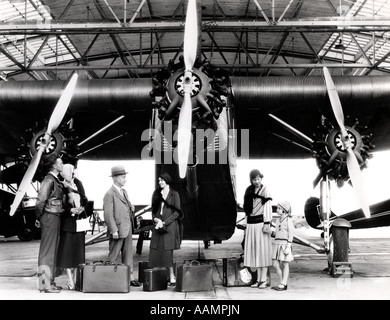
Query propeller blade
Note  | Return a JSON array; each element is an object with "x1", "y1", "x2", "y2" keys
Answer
[
  {"x1": 183, "y1": 0, "x2": 198, "y2": 72},
  {"x1": 346, "y1": 148, "x2": 371, "y2": 218},
  {"x1": 323, "y1": 66, "x2": 345, "y2": 131},
  {"x1": 9, "y1": 147, "x2": 44, "y2": 216},
  {"x1": 47, "y1": 73, "x2": 79, "y2": 134},
  {"x1": 178, "y1": 91, "x2": 192, "y2": 178},
  {"x1": 323, "y1": 67, "x2": 370, "y2": 218},
  {"x1": 9, "y1": 73, "x2": 78, "y2": 216},
  {"x1": 177, "y1": 0, "x2": 198, "y2": 178}
]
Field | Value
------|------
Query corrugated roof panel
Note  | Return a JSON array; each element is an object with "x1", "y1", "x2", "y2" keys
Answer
[{"x1": 320, "y1": 0, "x2": 390, "y2": 72}]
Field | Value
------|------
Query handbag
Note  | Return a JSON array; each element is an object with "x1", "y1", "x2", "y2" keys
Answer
[
  {"x1": 76, "y1": 217, "x2": 90, "y2": 232},
  {"x1": 156, "y1": 225, "x2": 168, "y2": 234}
]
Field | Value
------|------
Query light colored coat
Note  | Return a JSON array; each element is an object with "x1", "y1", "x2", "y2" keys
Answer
[{"x1": 103, "y1": 186, "x2": 134, "y2": 238}]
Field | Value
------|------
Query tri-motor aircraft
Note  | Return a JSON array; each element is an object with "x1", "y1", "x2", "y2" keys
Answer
[{"x1": 1, "y1": 0, "x2": 390, "y2": 277}]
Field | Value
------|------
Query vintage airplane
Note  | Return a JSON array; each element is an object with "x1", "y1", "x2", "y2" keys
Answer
[{"x1": 1, "y1": 0, "x2": 390, "y2": 276}]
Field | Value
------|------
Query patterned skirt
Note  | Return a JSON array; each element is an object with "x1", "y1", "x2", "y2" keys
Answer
[{"x1": 244, "y1": 222, "x2": 272, "y2": 268}]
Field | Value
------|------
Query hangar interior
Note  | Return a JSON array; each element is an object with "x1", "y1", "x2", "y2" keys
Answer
[{"x1": 1, "y1": 0, "x2": 390, "y2": 82}]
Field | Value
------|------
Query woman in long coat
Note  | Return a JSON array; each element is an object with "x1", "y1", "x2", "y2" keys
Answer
[
  {"x1": 149, "y1": 172, "x2": 183, "y2": 286},
  {"x1": 57, "y1": 164, "x2": 89, "y2": 290}
]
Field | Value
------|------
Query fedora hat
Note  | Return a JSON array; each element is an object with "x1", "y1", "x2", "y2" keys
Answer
[{"x1": 110, "y1": 165, "x2": 128, "y2": 177}]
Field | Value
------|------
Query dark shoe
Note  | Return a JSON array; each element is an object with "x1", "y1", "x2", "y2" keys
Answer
[
  {"x1": 274, "y1": 284, "x2": 288, "y2": 291},
  {"x1": 39, "y1": 288, "x2": 61, "y2": 293},
  {"x1": 130, "y1": 280, "x2": 142, "y2": 287},
  {"x1": 258, "y1": 281, "x2": 268, "y2": 289},
  {"x1": 51, "y1": 282, "x2": 62, "y2": 290}
]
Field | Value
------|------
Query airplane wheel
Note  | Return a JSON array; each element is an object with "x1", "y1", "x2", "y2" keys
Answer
[
  {"x1": 17, "y1": 227, "x2": 33, "y2": 242},
  {"x1": 327, "y1": 226, "x2": 349, "y2": 270},
  {"x1": 204, "y1": 240, "x2": 210, "y2": 249}
]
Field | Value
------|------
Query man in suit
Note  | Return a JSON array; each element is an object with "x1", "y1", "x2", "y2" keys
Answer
[{"x1": 103, "y1": 165, "x2": 142, "y2": 287}]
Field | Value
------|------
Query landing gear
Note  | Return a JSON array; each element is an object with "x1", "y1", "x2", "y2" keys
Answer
[
  {"x1": 319, "y1": 178, "x2": 353, "y2": 277},
  {"x1": 327, "y1": 221, "x2": 353, "y2": 277}
]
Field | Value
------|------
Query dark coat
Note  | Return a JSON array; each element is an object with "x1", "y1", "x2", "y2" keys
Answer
[
  {"x1": 150, "y1": 187, "x2": 183, "y2": 251},
  {"x1": 61, "y1": 178, "x2": 89, "y2": 233}
]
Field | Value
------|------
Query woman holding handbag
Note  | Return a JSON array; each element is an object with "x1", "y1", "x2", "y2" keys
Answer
[
  {"x1": 57, "y1": 163, "x2": 89, "y2": 290},
  {"x1": 149, "y1": 172, "x2": 183, "y2": 286}
]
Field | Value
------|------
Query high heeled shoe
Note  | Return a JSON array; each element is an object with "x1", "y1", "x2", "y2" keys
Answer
[
  {"x1": 272, "y1": 283, "x2": 288, "y2": 291},
  {"x1": 66, "y1": 283, "x2": 75, "y2": 290},
  {"x1": 169, "y1": 278, "x2": 176, "y2": 286}
]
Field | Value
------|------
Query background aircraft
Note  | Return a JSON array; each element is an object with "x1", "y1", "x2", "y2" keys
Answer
[{"x1": 1, "y1": 0, "x2": 390, "y2": 276}]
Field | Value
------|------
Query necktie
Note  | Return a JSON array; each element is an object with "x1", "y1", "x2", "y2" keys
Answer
[{"x1": 122, "y1": 189, "x2": 132, "y2": 209}]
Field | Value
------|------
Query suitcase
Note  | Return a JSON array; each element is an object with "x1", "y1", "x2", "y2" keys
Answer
[
  {"x1": 75, "y1": 261, "x2": 130, "y2": 293},
  {"x1": 139, "y1": 261, "x2": 176, "y2": 283},
  {"x1": 176, "y1": 260, "x2": 214, "y2": 292},
  {"x1": 143, "y1": 268, "x2": 168, "y2": 291},
  {"x1": 222, "y1": 256, "x2": 257, "y2": 287}
]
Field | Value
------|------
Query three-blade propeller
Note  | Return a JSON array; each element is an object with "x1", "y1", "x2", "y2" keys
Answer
[
  {"x1": 9, "y1": 73, "x2": 79, "y2": 216},
  {"x1": 322, "y1": 66, "x2": 370, "y2": 218},
  {"x1": 178, "y1": 0, "x2": 198, "y2": 178}
]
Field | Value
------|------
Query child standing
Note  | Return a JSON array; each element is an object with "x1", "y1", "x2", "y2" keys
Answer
[{"x1": 271, "y1": 200, "x2": 295, "y2": 291}]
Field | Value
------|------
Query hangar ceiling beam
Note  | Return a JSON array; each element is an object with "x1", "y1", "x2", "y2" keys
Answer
[
  {"x1": 93, "y1": 0, "x2": 137, "y2": 78},
  {"x1": 214, "y1": 1, "x2": 256, "y2": 67},
  {"x1": 1, "y1": 19, "x2": 390, "y2": 34},
  {"x1": 0, "y1": 63, "x2": 376, "y2": 72},
  {"x1": 141, "y1": 0, "x2": 184, "y2": 68}
]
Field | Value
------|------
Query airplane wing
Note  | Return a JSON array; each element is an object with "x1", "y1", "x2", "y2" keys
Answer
[
  {"x1": 1, "y1": 75, "x2": 390, "y2": 166},
  {"x1": 0, "y1": 79, "x2": 153, "y2": 166}
]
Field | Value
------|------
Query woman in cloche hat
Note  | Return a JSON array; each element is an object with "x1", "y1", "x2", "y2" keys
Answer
[
  {"x1": 149, "y1": 172, "x2": 183, "y2": 286},
  {"x1": 243, "y1": 169, "x2": 273, "y2": 289}
]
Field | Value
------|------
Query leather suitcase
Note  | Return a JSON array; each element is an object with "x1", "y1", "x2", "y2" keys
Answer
[
  {"x1": 76, "y1": 261, "x2": 130, "y2": 293},
  {"x1": 143, "y1": 268, "x2": 168, "y2": 291},
  {"x1": 222, "y1": 256, "x2": 257, "y2": 287},
  {"x1": 176, "y1": 260, "x2": 214, "y2": 292},
  {"x1": 139, "y1": 261, "x2": 176, "y2": 283}
]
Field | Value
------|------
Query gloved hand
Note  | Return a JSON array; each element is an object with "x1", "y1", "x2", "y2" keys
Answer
[
  {"x1": 155, "y1": 218, "x2": 163, "y2": 229},
  {"x1": 284, "y1": 245, "x2": 291, "y2": 255}
]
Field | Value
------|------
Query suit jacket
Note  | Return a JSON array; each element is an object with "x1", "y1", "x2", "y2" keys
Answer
[
  {"x1": 150, "y1": 187, "x2": 183, "y2": 251},
  {"x1": 103, "y1": 186, "x2": 134, "y2": 239}
]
